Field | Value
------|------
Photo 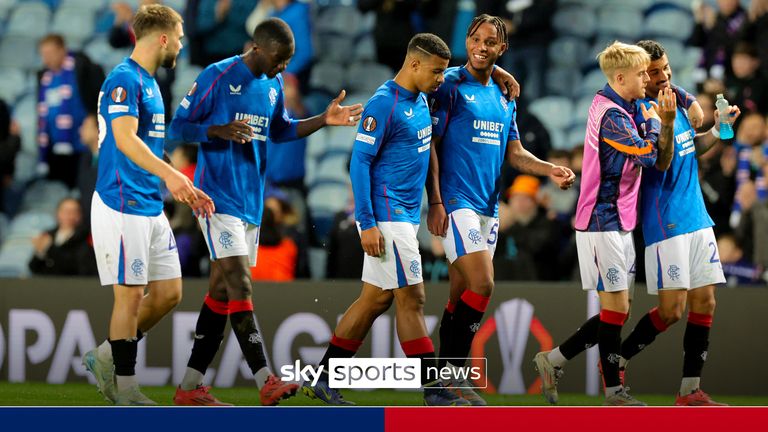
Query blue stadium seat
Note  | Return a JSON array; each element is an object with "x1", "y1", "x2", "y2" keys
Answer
[
  {"x1": 596, "y1": 8, "x2": 643, "y2": 39},
  {"x1": 552, "y1": 6, "x2": 596, "y2": 39},
  {"x1": 346, "y1": 62, "x2": 392, "y2": 95},
  {"x1": 84, "y1": 36, "x2": 130, "y2": 72},
  {"x1": 327, "y1": 126, "x2": 356, "y2": 152},
  {"x1": 51, "y1": 7, "x2": 96, "y2": 49},
  {"x1": 58, "y1": 0, "x2": 104, "y2": 12},
  {"x1": 315, "y1": 33, "x2": 355, "y2": 64},
  {"x1": 0, "y1": 0, "x2": 17, "y2": 21},
  {"x1": 20, "y1": 180, "x2": 69, "y2": 213},
  {"x1": 0, "y1": 68, "x2": 28, "y2": 103},
  {"x1": 566, "y1": 125, "x2": 587, "y2": 149},
  {"x1": 0, "y1": 238, "x2": 34, "y2": 278},
  {"x1": 548, "y1": 127, "x2": 569, "y2": 151},
  {"x1": 545, "y1": 66, "x2": 581, "y2": 98},
  {"x1": 309, "y1": 61, "x2": 345, "y2": 95},
  {"x1": 313, "y1": 152, "x2": 350, "y2": 183},
  {"x1": 656, "y1": 38, "x2": 686, "y2": 70},
  {"x1": 548, "y1": 36, "x2": 590, "y2": 68},
  {"x1": 578, "y1": 68, "x2": 607, "y2": 97},
  {"x1": 7, "y1": 211, "x2": 56, "y2": 240},
  {"x1": 0, "y1": 36, "x2": 40, "y2": 70},
  {"x1": 5, "y1": 1, "x2": 51, "y2": 39},
  {"x1": 573, "y1": 94, "x2": 595, "y2": 129},
  {"x1": 528, "y1": 96, "x2": 575, "y2": 132},
  {"x1": 353, "y1": 34, "x2": 377, "y2": 63},
  {"x1": 12, "y1": 93, "x2": 36, "y2": 154},
  {"x1": 316, "y1": 6, "x2": 362, "y2": 37},
  {"x1": 13, "y1": 151, "x2": 36, "y2": 182},
  {"x1": 643, "y1": 8, "x2": 694, "y2": 41}
]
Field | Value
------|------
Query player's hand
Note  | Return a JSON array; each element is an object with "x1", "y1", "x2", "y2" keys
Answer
[
  {"x1": 427, "y1": 203, "x2": 448, "y2": 237},
  {"x1": 360, "y1": 226, "x2": 385, "y2": 257},
  {"x1": 549, "y1": 165, "x2": 576, "y2": 190},
  {"x1": 324, "y1": 90, "x2": 363, "y2": 126},
  {"x1": 491, "y1": 66, "x2": 520, "y2": 100},
  {"x1": 164, "y1": 169, "x2": 199, "y2": 206},
  {"x1": 687, "y1": 100, "x2": 704, "y2": 129},
  {"x1": 188, "y1": 187, "x2": 215, "y2": 218},
  {"x1": 208, "y1": 119, "x2": 255, "y2": 144},
  {"x1": 713, "y1": 105, "x2": 741, "y2": 131},
  {"x1": 648, "y1": 87, "x2": 676, "y2": 125}
]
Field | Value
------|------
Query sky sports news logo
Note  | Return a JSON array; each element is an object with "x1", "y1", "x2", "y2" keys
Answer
[{"x1": 280, "y1": 358, "x2": 487, "y2": 389}]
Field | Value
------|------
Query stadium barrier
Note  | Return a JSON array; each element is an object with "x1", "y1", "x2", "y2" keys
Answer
[{"x1": 0, "y1": 278, "x2": 765, "y2": 395}]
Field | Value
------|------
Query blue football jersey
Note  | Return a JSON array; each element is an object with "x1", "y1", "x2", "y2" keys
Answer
[
  {"x1": 350, "y1": 80, "x2": 432, "y2": 230},
  {"x1": 168, "y1": 55, "x2": 298, "y2": 225},
  {"x1": 429, "y1": 67, "x2": 519, "y2": 217},
  {"x1": 636, "y1": 86, "x2": 714, "y2": 245},
  {"x1": 95, "y1": 57, "x2": 166, "y2": 217}
]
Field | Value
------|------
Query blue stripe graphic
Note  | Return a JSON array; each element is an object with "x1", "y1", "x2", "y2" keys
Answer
[
  {"x1": 451, "y1": 217, "x2": 466, "y2": 258},
  {"x1": 117, "y1": 236, "x2": 125, "y2": 284},
  {"x1": 206, "y1": 217, "x2": 217, "y2": 260},
  {"x1": 392, "y1": 241, "x2": 408, "y2": 288}
]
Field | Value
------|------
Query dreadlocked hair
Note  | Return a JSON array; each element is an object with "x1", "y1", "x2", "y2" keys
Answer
[{"x1": 466, "y1": 14, "x2": 507, "y2": 44}]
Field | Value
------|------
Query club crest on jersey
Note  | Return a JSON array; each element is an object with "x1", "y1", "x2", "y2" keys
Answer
[
  {"x1": 229, "y1": 84, "x2": 242, "y2": 95},
  {"x1": 362, "y1": 116, "x2": 377, "y2": 132},
  {"x1": 606, "y1": 267, "x2": 620, "y2": 285},
  {"x1": 269, "y1": 87, "x2": 278, "y2": 106},
  {"x1": 111, "y1": 87, "x2": 127, "y2": 103},
  {"x1": 187, "y1": 82, "x2": 197, "y2": 96},
  {"x1": 468, "y1": 229, "x2": 482, "y2": 245},
  {"x1": 403, "y1": 108, "x2": 414, "y2": 119},
  {"x1": 219, "y1": 232, "x2": 234, "y2": 249},
  {"x1": 131, "y1": 259, "x2": 145, "y2": 277},
  {"x1": 410, "y1": 260, "x2": 421, "y2": 277},
  {"x1": 667, "y1": 265, "x2": 681, "y2": 281}
]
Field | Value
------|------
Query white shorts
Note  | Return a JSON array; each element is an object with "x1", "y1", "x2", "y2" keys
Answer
[
  {"x1": 442, "y1": 208, "x2": 500, "y2": 263},
  {"x1": 576, "y1": 231, "x2": 636, "y2": 295},
  {"x1": 198, "y1": 213, "x2": 260, "y2": 267},
  {"x1": 644, "y1": 227, "x2": 726, "y2": 294},
  {"x1": 91, "y1": 192, "x2": 181, "y2": 286},
  {"x1": 358, "y1": 221, "x2": 423, "y2": 290}
]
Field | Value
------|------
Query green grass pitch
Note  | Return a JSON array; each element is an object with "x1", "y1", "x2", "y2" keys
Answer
[{"x1": 0, "y1": 383, "x2": 766, "y2": 406}]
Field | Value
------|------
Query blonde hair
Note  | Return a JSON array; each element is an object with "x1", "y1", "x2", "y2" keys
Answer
[
  {"x1": 132, "y1": 4, "x2": 183, "y2": 40},
  {"x1": 597, "y1": 41, "x2": 650, "y2": 82}
]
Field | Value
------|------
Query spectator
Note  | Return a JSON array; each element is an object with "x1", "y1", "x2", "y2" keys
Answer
[
  {"x1": 250, "y1": 205, "x2": 299, "y2": 282},
  {"x1": 689, "y1": 0, "x2": 748, "y2": 80},
  {"x1": 739, "y1": 0, "x2": 768, "y2": 81},
  {"x1": 246, "y1": 0, "x2": 313, "y2": 87},
  {"x1": 326, "y1": 184, "x2": 364, "y2": 279},
  {"x1": 76, "y1": 114, "x2": 99, "y2": 225},
  {"x1": 718, "y1": 233, "x2": 764, "y2": 286},
  {"x1": 166, "y1": 143, "x2": 206, "y2": 276},
  {"x1": 494, "y1": 175, "x2": 561, "y2": 280},
  {"x1": 732, "y1": 112, "x2": 767, "y2": 225},
  {"x1": 37, "y1": 34, "x2": 105, "y2": 188},
  {"x1": 539, "y1": 149, "x2": 577, "y2": 221},
  {"x1": 29, "y1": 198, "x2": 96, "y2": 275},
  {"x1": 358, "y1": 0, "x2": 439, "y2": 71},
  {"x1": 108, "y1": 1, "x2": 176, "y2": 117},
  {"x1": 699, "y1": 135, "x2": 737, "y2": 236},
  {"x1": 477, "y1": 0, "x2": 555, "y2": 100},
  {"x1": 726, "y1": 42, "x2": 768, "y2": 113},
  {"x1": 196, "y1": 0, "x2": 255, "y2": 66},
  {"x1": 0, "y1": 99, "x2": 21, "y2": 215}
]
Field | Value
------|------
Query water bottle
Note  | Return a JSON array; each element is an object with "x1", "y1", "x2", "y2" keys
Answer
[{"x1": 715, "y1": 94, "x2": 734, "y2": 139}]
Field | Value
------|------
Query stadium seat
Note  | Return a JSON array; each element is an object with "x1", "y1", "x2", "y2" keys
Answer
[
  {"x1": 5, "y1": 1, "x2": 51, "y2": 39},
  {"x1": 578, "y1": 68, "x2": 607, "y2": 97},
  {"x1": 528, "y1": 96, "x2": 575, "y2": 132},
  {"x1": 309, "y1": 62, "x2": 345, "y2": 95},
  {"x1": 316, "y1": 6, "x2": 362, "y2": 37},
  {"x1": 6, "y1": 211, "x2": 56, "y2": 240},
  {"x1": 545, "y1": 66, "x2": 581, "y2": 98},
  {"x1": 548, "y1": 37, "x2": 590, "y2": 68},
  {"x1": 552, "y1": 6, "x2": 596, "y2": 39},
  {"x1": 548, "y1": 127, "x2": 569, "y2": 151},
  {"x1": 596, "y1": 8, "x2": 643, "y2": 39},
  {"x1": 566, "y1": 125, "x2": 587, "y2": 149},
  {"x1": 13, "y1": 93, "x2": 37, "y2": 154},
  {"x1": 573, "y1": 94, "x2": 595, "y2": 129},
  {"x1": 51, "y1": 7, "x2": 96, "y2": 49},
  {"x1": 643, "y1": 8, "x2": 694, "y2": 41},
  {"x1": 58, "y1": 0, "x2": 105, "y2": 13},
  {"x1": 346, "y1": 62, "x2": 392, "y2": 95},
  {"x1": 307, "y1": 180, "x2": 348, "y2": 214},
  {"x1": 0, "y1": 0, "x2": 17, "y2": 21},
  {"x1": 655, "y1": 38, "x2": 686, "y2": 70},
  {"x1": 353, "y1": 34, "x2": 377, "y2": 63},
  {"x1": 20, "y1": 180, "x2": 69, "y2": 213},
  {"x1": 84, "y1": 36, "x2": 130, "y2": 72},
  {"x1": 313, "y1": 152, "x2": 351, "y2": 183},
  {"x1": 0, "y1": 68, "x2": 28, "y2": 103},
  {"x1": 327, "y1": 126, "x2": 357, "y2": 152},
  {"x1": 0, "y1": 238, "x2": 34, "y2": 278},
  {"x1": 315, "y1": 34, "x2": 355, "y2": 64},
  {"x1": 0, "y1": 36, "x2": 40, "y2": 70},
  {"x1": 13, "y1": 151, "x2": 36, "y2": 183}
]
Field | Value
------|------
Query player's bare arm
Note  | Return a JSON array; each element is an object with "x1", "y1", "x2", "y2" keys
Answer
[
  {"x1": 295, "y1": 89, "x2": 363, "y2": 137},
  {"x1": 207, "y1": 118, "x2": 256, "y2": 144},
  {"x1": 112, "y1": 116, "x2": 213, "y2": 211},
  {"x1": 694, "y1": 105, "x2": 741, "y2": 156},
  {"x1": 426, "y1": 135, "x2": 448, "y2": 237},
  {"x1": 507, "y1": 139, "x2": 576, "y2": 190},
  {"x1": 687, "y1": 99, "x2": 704, "y2": 129},
  {"x1": 647, "y1": 87, "x2": 676, "y2": 171},
  {"x1": 490, "y1": 66, "x2": 520, "y2": 100}
]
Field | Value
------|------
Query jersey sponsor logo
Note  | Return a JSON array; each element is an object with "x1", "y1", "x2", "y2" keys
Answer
[
  {"x1": 464, "y1": 94, "x2": 476, "y2": 103},
  {"x1": 667, "y1": 264, "x2": 681, "y2": 281},
  {"x1": 417, "y1": 125, "x2": 431, "y2": 140},
  {"x1": 219, "y1": 232, "x2": 233, "y2": 249},
  {"x1": 187, "y1": 82, "x2": 197, "y2": 96},
  {"x1": 180, "y1": 98, "x2": 191, "y2": 109},
  {"x1": 468, "y1": 228, "x2": 482, "y2": 245},
  {"x1": 417, "y1": 143, "x2": 430, "y2": 153},
  {"x1": 362, "y1": 116, "x2": 377, "y2": 132},
  {"x1": 356, "y1": 132, "x2": 376, "y2": 145},
  {"x1": 269, "y1": 87, "x2": 278, "y2": 106},
  {"x1": 403, "y1": 108, "x2": 414, "y2": 119},
  {"x1": 229, "y1": 84, "x2": 242, "y2": 95},
  {"x1": 108, "y1": 105, "x2": 129, "y2": 114},
  {"x1": 409, "y1": 259, "x2": 421, "y2": 278},
  {"x1": 131, "y1": 259, "x2": 145, "y2": 277},
  {"x1": 606, "y1": 267, "x2": 620, "y2": 285},
  {"x1": 111, "y1": 87, "x2": 127, "y2": 103}
]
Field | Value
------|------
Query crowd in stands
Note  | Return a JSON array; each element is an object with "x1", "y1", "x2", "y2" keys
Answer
[{"x1": 0, "y1": 0, "x2": 766, "y2": 287}]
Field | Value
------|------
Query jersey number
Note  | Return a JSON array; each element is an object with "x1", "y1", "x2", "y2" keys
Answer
[
  {"x1": 708, "y1": 242, "x2": 720, "y2": 263},
  {"x1": 487, "y1": 222, "x2": 499, "y2": 246},
  {"x1": 96, "y1": 91, "x2": 107, "y2": 148}
]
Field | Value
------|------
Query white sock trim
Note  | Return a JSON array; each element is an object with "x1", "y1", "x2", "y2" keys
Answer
[{"x1": 547, "y1": 348, "x2": 568, "y2": 368}]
